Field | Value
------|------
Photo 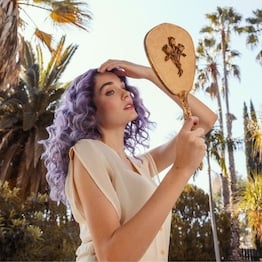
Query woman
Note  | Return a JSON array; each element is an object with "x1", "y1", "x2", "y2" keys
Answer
[{"x1": 42, "y1": 59, "x2": 217, "y2": 261}]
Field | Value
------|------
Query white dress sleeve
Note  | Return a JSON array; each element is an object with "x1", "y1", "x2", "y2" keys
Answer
[{"x1": 67, "y1": 139, "x2": 122, "y2": 220}]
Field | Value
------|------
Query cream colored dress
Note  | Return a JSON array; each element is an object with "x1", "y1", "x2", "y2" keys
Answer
[{"x1": 65, "y1": 139, "x2": 171, "y2": 261}]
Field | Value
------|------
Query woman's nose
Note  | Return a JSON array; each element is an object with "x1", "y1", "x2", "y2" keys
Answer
[{"x1": 121, "y1": 89, "x2": 130, "y2": 100}]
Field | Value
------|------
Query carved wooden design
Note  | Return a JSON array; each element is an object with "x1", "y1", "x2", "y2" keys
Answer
[{"x1": 162, "y1": 36, "x2": 187, "y2": 77}]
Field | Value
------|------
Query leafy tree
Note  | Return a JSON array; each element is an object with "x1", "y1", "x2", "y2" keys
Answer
[
  {"x1": 243, "y1": 101, "x2": 262, "y2": 180},
  {"x1": 248, "y1": 114, "x2": 262, "y2": 175},
  {"x1": 237, "y1": 175, "x2": 262, "y2": 252},
  {"x1": 244, "y1": 102, "x2": 254, "y2": 179},
  {"x1": 168, "y1": 184, "x2": 231, "y2": 261},
  {"x1": 242, "y1": 102, "x2": 262, "y2": 251},
  {"x1": 0, "y1": 180, "x2": 80, "y2": 261},
  {"x1": 0, "y1": 37, "x2": 77, "y2": 199}
]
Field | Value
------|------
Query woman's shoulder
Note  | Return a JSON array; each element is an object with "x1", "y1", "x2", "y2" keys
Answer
[
  {"x1": 74, "y1": 139, "x2": 105, "y2": 151},
  {"x1": 74, "y1": 138, "x2": 99, "y2": 147},
  {"x1": 72, "y1": 139, "x2": 115, "y2": 159},
  {"x1": 70, "y1": 139, "x2": 111, "y2": 174}
]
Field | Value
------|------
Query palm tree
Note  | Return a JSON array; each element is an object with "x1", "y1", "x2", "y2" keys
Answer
[
  {"x1": 198, "y1": 7, "x2": 243, "y2": 260},
  {"x1": 195, "y1": 38, "x2": 229, "y2": 207},
  {"x1": 0, "y1": 0, "x2": 19, "y2": 89},
  {"x1": 238, "y1": 9, "x2": 262, "y2": 65},
  {"x1": 201, "y1": 6, "x2": 242, "y2": 201},
  {"x1": 0, "y1": 0, "x2": 91, "y2": 89},
  {"x1": 0, "y1": 36, "x2": 77, "y2": 199}
]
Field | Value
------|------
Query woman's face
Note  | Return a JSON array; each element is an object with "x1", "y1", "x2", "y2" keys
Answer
[{"x1": 93, "y1": 72, "x2": 138, "y2": 130}]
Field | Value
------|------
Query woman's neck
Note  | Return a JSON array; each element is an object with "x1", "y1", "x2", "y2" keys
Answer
[
  {"x1": 100, "y1": 128, "x2": 126, "y2": 158},
  {"x1": 100, "y1": 128, "x2": 137, "y2": 172}
]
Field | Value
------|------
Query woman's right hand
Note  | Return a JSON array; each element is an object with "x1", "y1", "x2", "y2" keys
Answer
[
  {"x1": 98, "y1": 59, "x2": 151, "y2": 80},
  {"x1": 171, "y1": 116, "x2": 206, "y2": 175}
]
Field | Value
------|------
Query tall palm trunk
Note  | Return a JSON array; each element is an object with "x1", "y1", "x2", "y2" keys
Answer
[
  {"x1": 210, "y1": 63, "x2": 230, "y2": 208},
  {"x1": 207, "y1": 147, "x2": 221, "y2": 262},
  {"x1": 0, "y1": 0, "x2": 20, "y2": 89},
  {"x1": 221, "y1": 26, "x2": 237, "y2": 202},
  {"x1": 220, "y1": 23, "x2": 240, "y2": 261}
]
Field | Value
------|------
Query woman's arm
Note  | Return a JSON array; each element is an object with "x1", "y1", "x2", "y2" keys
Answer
[{"x1": 73, "y1": 117, "x2": 206, "y2": 261}]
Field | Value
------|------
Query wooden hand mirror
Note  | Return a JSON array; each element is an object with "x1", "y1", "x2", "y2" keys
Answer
[
  {"x1": 144, "y1": 23, "x2": 203, "y2": 169},
  {"x1": 144, "y1": 23, "x2": 195, "y2": 119}
]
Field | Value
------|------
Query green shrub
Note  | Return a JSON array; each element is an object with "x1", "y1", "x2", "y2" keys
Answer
[{"x1": 0, "y1": 181, "x2": 80, "y2": 261}]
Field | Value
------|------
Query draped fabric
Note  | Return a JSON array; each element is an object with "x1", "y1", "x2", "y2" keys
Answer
[{"x1": 65, "y1": 139, "x2": 171, "y2": 261}]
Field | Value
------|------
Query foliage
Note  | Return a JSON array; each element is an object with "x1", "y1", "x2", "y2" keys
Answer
[
  {"x1": 194, "y1": 7, "x2": 259, "y2": 260},
  {"x1": 168, "y1": 184, "x2": 231, "y2": 261},
  {"x1": 237, "y1": 175, "x2": 262, "y2": 250},
  {"x1": 1, "y1": 181, "x2": 233, "y2": 261},
  {"x1": 237, "y1": 9, "x2": 262, "y2": 65},
  {"x1": 0, "y1": 180, "x2": 80, "y2": 261},
  {"x1": 243, "y1": 101, "x2": 262, "y2": 180},
  {"x1": 195, "y1": 7, "x2": 243, "y2": 213},
  {"x1": 0, "y1": 36, "x2": 77, "y2": 199},
  {"x1": 248, "y1": 120, "x2": 262, "y2": 167}
]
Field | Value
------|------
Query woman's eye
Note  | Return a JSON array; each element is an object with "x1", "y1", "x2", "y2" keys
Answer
[{"x1": 105, "y1": 89, "x2": 115, "y2": 96}]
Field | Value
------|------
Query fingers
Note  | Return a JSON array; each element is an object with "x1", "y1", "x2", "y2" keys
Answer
[
  {"x1": 182, "y1": 116, "x2": 200, "y2": 132},
  {"x1": 182, "y1": 117, "x2": 205, "y2": 138},
  {"x1": 188, "y1": 117, "x2": 206, "y2": 151},
  {"x1": 179, "y1": 117, "x2": 205, "y2": 147},
  {"x1": 98, "y1": 59, "x2": 126, "y2": 73},
  {"x1": 174, "y1": 116, "x2": 207, "y2": 173},
  {"x1": 97, "y1": 59, "x2": 147, "y2": 80}
]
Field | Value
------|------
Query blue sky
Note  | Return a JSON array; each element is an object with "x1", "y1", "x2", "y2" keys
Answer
[{"x1": 25, "y1": 0, "x2": 262, "y2": 191}]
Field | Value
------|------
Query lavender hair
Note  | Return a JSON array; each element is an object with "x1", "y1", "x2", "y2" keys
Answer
[{"x1": 41, "y1": 68, "x2": 154, "y2": 204}]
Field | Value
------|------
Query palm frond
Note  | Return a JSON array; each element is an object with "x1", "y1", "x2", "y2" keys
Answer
[
  {"x1": 34, "y1": 29, "x2": 53, "y2": 52},
  {"x1": 0, "y1": 143, "x2": 21, "y2": 182},
  {"x1": 42, "y1": 36, "x2": 77, "y2": 89},
  {"x1": 20, "y1": 36, "x2": 36, "y2": 70},
  {"x1": 50, "y1": 0, "x2": 92, "y2": 31}
]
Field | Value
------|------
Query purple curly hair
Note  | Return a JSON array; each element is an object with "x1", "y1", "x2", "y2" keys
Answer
[{"x1": 41, "y1": 68, "x2": 154, "y2": 204}]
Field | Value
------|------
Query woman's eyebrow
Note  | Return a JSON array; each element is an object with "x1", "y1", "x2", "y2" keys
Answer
[{"x1": 99, "y1": 81, "x2": 113, "y2": 93}]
